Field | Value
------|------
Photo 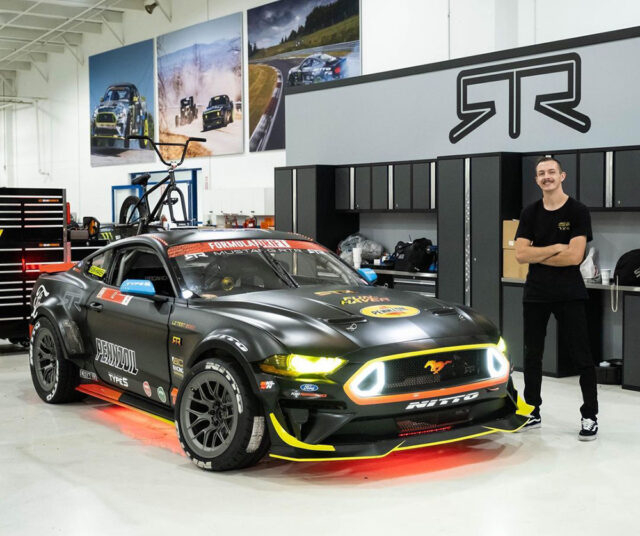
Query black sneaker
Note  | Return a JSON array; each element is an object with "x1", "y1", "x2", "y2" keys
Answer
[
  {"x1": 517, "y1": 415, "x2": 541, "y2": 432},
  {"x1": 579, "y1": 418, "x2": 598, "y2": 441}
]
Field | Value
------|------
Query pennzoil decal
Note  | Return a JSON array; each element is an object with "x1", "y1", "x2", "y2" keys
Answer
[
  {"x1": 340, "y1": 295, "x2": 390, "y2": 306},
  {"x1": 97, "y1": 287, "x2": 132, "y2": 305},
  {"x1": 314, "y1": 289, "x2": 355, "y2": 296},
  {"x1": 95, "y1": 338, "x2": 138, "y2": 375},
  {"x1": 359, "y1": 305, "x2": 420, "y2": 318}
]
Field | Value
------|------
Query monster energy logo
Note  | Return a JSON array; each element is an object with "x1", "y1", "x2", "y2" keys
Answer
[{"x1": 95, "y1": 338, "x2": 138, "y2": 375}]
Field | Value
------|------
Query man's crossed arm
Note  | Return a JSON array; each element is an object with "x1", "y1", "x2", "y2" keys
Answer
[{"x1": 515, "y1": 236, "x2": 587, "y2": 267}]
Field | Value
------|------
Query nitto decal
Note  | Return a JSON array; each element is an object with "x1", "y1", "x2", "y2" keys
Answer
[
  {"x1": 405, "y1": 392, "x2": 479, "y2": 410},
  {"x1": 314, "y1": 289, "x2": 354, "y2": 296},
  {"x1": 107, "y1": 371, "x2": 129, "y2": 388},
  {"x1": 340, "y1": 295, "x2": 390, "y2": 306},
  {"x1": 213, "y1": 334, "x2": 248, "y2": 352},
  {"x1": 143, "y1": 381, "x2": 152, "y2": 397},
  {"x1": 246, "y1": 416, "x2": 265, "y2": 454},
  {"x1": 97, "y1": 287, "x2": 132, "y2": 306},
  {"x1": 449, "y1": 52, "x2": 591, "y2": 143},
  {"x1": 424, "y1": 360, "x2": 453, "y2": 374},
  {"x1": 360, "y1": 305, "x2": 420, "y2": 319},
  {"x1": 205, "y1": 362, "x2": 243, "y2": 414},
  {"x1": 167, "y1": 239, "x2": 324, "y2": 258},
  {"x1": 79, "y1": 369, "x2": 97, "y2": 381},
  {"x1": 31, "y1": 285, "x2": 50, "y2": 318},
  {"x1": 95, "y1": 338, "x2": 138, "y2": 375}
]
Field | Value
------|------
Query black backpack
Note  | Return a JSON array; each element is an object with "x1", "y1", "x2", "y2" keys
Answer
[
  {"x1": 614, "y1": 249, "x2": 640, "y2": 286},
  {"x1": 393, "y1": 238, "x2": 435, "y2": 272}
]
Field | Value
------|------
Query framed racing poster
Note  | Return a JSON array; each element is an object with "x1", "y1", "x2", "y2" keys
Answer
[
  {"x1": 247, "y1": 0, "x2": 361, "y2": 152},
  {"x1": 88, "y1": 39, "x2": 156, "y2": 167}
]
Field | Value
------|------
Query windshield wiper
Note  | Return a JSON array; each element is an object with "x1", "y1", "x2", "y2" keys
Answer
[{"x1": 257, "y1": 246, "x2": 299, "y2": 288}]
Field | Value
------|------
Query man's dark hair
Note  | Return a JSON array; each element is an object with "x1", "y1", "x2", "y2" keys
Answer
[{"x1": 535, "y1": 156, "x2": 563, "y2": 173}]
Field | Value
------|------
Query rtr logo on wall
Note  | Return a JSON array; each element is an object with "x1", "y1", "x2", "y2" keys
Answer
[{"x1": 449, "y1": 52, "x2": 591, "y2": 143}]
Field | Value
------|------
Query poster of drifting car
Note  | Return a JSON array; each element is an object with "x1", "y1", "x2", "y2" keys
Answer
[
  {"x1": 157, "y1": 13, "x2": 244, "y2": 159},
  {"x1": 248, "y1": 0, "x2": 360, "y2": 152},
  {"x1": 89, "y1": 40, "x2": 156, "y2": 167}
]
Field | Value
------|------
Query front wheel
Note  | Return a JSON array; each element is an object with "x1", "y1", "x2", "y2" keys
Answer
[
  {"x1": 175, "y1": 358, "x2": 269, "y2": 471},
  {"x1": 30, "y1": 317, "x2": 79, "y2": 403}
]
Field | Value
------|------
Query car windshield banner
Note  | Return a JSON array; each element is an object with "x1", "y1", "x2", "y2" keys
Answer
[{"x1": 167, "y1": 239, "x2": 326, "y2": 258}]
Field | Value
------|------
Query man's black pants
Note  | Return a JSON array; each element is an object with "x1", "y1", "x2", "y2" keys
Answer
[{"x1": 523, "y1": 300, "x2": 598, "y2": 420}]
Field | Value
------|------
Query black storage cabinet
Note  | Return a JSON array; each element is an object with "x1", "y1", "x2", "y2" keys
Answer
[{"x1": 274, "y1": 165, "x2": 358, "y2": 251}]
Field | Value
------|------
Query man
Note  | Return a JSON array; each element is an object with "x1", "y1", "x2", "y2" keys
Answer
[{"x1": 515, "y1": 156, "x2": 598, "y2": 440}]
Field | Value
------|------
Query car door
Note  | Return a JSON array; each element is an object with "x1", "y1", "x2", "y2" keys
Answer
[{"x1": 85, "y1": 244, "x2": 174, "y2": 406}]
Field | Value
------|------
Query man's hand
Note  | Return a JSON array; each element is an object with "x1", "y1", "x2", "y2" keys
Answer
[
  {"x1": 515, "y1": 239, "x2": 567, "y2": 264},
  {"x1": 540, "y1": 236, "x2": 587, "y2": 267}
]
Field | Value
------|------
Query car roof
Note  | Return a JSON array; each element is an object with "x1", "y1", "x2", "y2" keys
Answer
[
  {"x1": 108, "y1": 83, "x2": 137, "y2": 89},
  {"x1": 128, "y1": 228, "x2": 316, "y2": 248}
]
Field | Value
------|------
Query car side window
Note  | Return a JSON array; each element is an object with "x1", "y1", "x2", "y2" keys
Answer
[
  {"x1": 112, "y1": 247, "x2": 175, "y2": 297},
  {"x1": 85, "y1": 249, "x2": 115, "y2": 282}
]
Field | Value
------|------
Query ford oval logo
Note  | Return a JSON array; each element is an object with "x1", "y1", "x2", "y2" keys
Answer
[{"x1": 300, "y1": 384, "x2": 318, "y2": 392}]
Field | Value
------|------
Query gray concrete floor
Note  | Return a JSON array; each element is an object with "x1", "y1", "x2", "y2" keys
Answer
[{"x1": 0, "y1": 341, "x2": 637, "y2": 535}]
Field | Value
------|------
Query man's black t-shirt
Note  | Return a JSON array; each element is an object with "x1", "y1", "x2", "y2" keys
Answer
[{"x1": 516, "y1": 197, "x2": 592, "y2": 302}]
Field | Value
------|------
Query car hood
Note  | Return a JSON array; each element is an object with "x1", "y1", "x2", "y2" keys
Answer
[
  {"x1": 191, "y1": 285, "x2": 498, "y2": 359},
  {"x1": 96, "y1": 101, "x2": 127, "y2": 113},
  {"x1": 205, "y1": 105, "x2": 225, "y2": 112}
]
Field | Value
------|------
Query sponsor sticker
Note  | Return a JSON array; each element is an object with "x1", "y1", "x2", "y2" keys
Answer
[
  {"x1": 79, "y1": 369, "x2": 97, "y2": 381},
  {"x1": 95, "y1": 338, "x2": 138, "y2": 375},
  {"x1": 88, "y1": 265, "x2": 106, "y2": 278},
  {"x1": 405, "y1": 392, "x2": 479, "y2": 410},
  {"x1": 171, "y1": 356, "x2": 184, "y2": 377},
  {"x1": 107, "y1": 371, "x2": 128, "y2": 388},
  {"x1": 300, "y1": 383, "x2": 318, "y2": 392},
  {"x1": 360, "y1": 305, "x2": 421, "y2": 319},
  {"x1": 314, "y1": 289, "x2": 355, "y2": 296},
  {"x1": 260, "y1": 380, "x2": 276, "y2": 391},
  {"x1": 171, "y1": 320, "x2": 196, "y2": 331},
  {"x1": 171, "y1": 336, "x2": 182, "y2": 346},
  {"x1": 157, "y1": 387, "x2": 167, "y2": 404},
  {"x1": 167, "y1": 239, "x2": 325, "y2": 258},
  {"x1": 340, "y1": 295, "x2": 390, "y2": 306},
  {"x1": 143, "y1": 381, "x2": 152, "y2": 397},
  {"x1": 97, "y1": 287, "x2": 133, "y2": 306},
  {"x1": 170, "y1": 387, "x2": 178, "y2": 406}
]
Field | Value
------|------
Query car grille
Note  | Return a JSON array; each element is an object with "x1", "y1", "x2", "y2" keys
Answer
[
  {"x1": 381, "y1": 349, "x2": 488, "y2": 396},
  {"x1": 96, "y1": 112, "x2": 116, "y2": 123}
]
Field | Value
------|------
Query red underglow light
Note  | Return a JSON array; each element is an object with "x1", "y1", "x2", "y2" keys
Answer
[
  {"x1": 88, "y1": 403, "x2": 184, "y2": 456},
  {"x1": 398, "y1": 425, "x2": 453, "y2": 437}
]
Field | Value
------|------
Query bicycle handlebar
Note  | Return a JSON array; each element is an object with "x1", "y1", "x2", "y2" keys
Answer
[{"x1": 126, "y1": 135, "x2": 207, "y2": 167}]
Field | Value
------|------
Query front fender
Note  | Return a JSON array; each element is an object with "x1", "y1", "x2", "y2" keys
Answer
[
  {"x1": 32, "y1": 298, "x2": 85, "y2": 359},
  {"x1": 188, "y1": 326, "x2": 286, "y2": 395}
]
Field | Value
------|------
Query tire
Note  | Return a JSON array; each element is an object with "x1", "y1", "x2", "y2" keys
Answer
[
  {"x1": 175, "y1": 358, "x2": 269, "y2": 471},
  {"x1": 229, "y1": 109, "x2": 234, "y2": 123},
  {"x1": 29, "y1": 317, "x2": 79, "y2": 404},
  {"x1": 119, "y1": 195, "x2": 149, "y2": 224},
  {"x1": 175, "y1": 115, "x2": 179, "y2": 128}
]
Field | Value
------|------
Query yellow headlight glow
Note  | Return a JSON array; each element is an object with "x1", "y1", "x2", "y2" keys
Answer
[{"x1": 259, "y1": 354, "x2": 345, "y2": 377}]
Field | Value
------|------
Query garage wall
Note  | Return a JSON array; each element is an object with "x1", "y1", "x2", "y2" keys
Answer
[{"x1": 4, "y1": 0, "x2": 640, "y2": 222}]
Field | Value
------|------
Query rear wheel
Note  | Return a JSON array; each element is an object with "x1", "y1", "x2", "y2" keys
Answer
[
  {"x1": 119, "y1": 195, "x2": 149, "y2": 224},
  {"x1": 175, "y1": 358, "x2": 269, "y2": 471},
  {"x1": 30, "y1": 317, "x2": 79, "y2": 403}
]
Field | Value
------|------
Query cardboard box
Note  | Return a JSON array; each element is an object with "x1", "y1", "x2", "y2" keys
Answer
[
  {"x1": 503, "y1": 248, "x2": 529, "y2": 280},
  {"x1": 503, "y1": 220, "x2": 520, "y2": 249}
]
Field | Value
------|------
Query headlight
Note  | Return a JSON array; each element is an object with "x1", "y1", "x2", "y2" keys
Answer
[
  {"x1": 486, "y1": 342, "x2": 509, "y2": 378},
  {"x1": 350, "y1": 361, "x2": 385, "y2": 397},
  {"x1": 259, "y1": 354, "x2": 345, "y2": 377}
]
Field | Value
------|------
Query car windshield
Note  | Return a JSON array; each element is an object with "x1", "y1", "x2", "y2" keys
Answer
[
  {"x1": 168, "y1": 239, "x2": 365, "y2": 299},
  {"x1": 208, "y1": 96, "x2": 225, "y2": 106},
  {"x1": 104, "y1": 87, "x2": 130, "y2": 101}
]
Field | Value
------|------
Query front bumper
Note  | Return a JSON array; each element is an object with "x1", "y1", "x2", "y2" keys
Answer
[{"x1": 203, "y1": 113, "x2": 224, "y2": 127}]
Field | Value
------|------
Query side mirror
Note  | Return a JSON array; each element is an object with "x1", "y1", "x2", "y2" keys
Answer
[
  {"x1": 121, "y1": 279, "x2": 155, "y2": 296},
  {"x1": 358, "y1": 268, "x2": 377, "y2": 284}
]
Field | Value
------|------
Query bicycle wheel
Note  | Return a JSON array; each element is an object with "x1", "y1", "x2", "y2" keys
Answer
[{"x1": 119, "y1": 195, "x2": 150, "y2": 224}]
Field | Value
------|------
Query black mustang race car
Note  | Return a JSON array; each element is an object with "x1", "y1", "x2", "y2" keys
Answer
[
  {"x1": 91, "y1": 83, "x2": 152, "y2": 149},
  {"x1": 287, "y1": 53, "x2": 346, "y2": 86},
  {"x1": 202, "y1": 95, "x2": 233, "y2": 131},
  {"x1": 29, "y1": 230, "x2": 530, "y2": 471}
]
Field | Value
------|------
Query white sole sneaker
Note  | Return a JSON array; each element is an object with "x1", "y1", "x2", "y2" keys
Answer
[{"x1": 578, "y1": 434, "x2": 597, "y2": 441}]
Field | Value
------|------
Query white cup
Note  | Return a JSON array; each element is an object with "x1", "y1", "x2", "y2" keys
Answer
[
  {"x1": 601, "y1": 268, "x2": 611, "y2": 285},
  {"x1": 352, "y1": 247, "x2": 362, "y2": 269}
]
